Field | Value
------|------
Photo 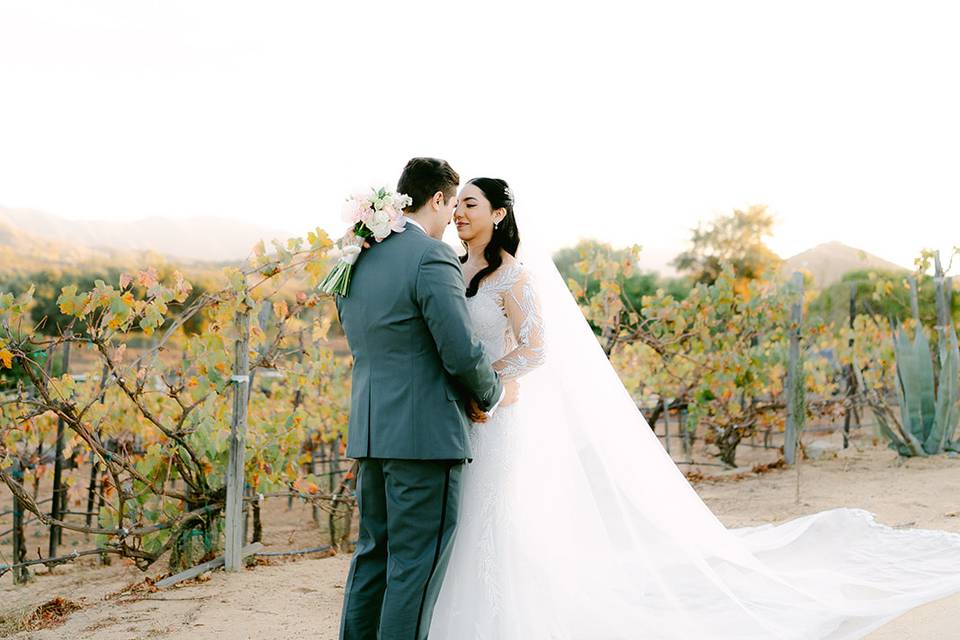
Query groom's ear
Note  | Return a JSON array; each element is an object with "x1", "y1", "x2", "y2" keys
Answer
[{"x1": 430, "y1": 190, "x2": 445, "y2": 210}]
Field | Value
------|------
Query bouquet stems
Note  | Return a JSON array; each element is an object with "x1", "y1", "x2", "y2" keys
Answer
[
  {"x1": 319, "y1": 260, "x2": 353, "y2": 296},
  {"x1": 318, "y1": 226, "x2": 368, "y2": 297}
]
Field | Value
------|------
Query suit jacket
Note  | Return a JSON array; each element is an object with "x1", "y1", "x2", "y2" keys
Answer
[{"x1": 335, "y1": 224, "x2": 502, "y2": 460}]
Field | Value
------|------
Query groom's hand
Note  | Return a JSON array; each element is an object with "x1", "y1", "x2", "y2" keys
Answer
[{"x1": 467, "y1": 398, "x2": 488, "y2": 423}]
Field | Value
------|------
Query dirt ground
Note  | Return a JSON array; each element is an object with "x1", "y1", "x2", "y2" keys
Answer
[{"x1": 2, "y1": 427, "x2": 959, "y2": 639}]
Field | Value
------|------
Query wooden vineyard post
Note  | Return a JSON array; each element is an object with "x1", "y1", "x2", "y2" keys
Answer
[
  {"x1": 908, "y1": 275, "x2": 921, "y2": 324},
  {"x1": 313, "y1": 438, "x2": 323, "y2": 526},
  {"x1": 289, "y1": 331, "x2": 306, "y2": 512},
  {"x1": 243, "y1": 485, "x2": 251, "y2": 544},
  {"x1": 12, "y1": 460, "x2": 29, "y2": 584},
  {"x1": 663, "y1": 402, "x2": 671, "y2": 456},
  {"x1": 842, "y1": 283, "x2": 857, "y2": 448},
  {"x1": 225, "y1": 307, "x2": 251, "y2": 573},
  {"x1": 48, "y1": 339, "x2": 72, "y2": 560},
  {"x1": 84, "y1": 449, "x2": 99, "y2": 537},
  {"x1": 251, "y1": 490, "x2": 263, "y2": 544},
  {"x1": 86, "y1": 363, "x2": 110, "y2": 535},
  {"x1": 947, "y1": 277, "x2": 954, "y2": 319},
  {"x1": 96, "y1": 465, "x2": 110, "y2": 565},
  {"x1": 784, "y1": 272, "x2": 804, "y2": 465},
  {"x1": 680, "y1": 406, "x2": 692, "y2": 462},
  {"x1": 339, "y1": 461, "x2": 357, "y2": 551},
  {"x1": 328, "y1": 434, "x2": 341, "y2": 547},
  {"x1": 293, "y1": 330, "x2": 305, "y2": 410}
]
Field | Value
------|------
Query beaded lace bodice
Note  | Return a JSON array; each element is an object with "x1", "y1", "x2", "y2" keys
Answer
[{"x1": 465, "y1": 261, "x2": 545, "y2": 379}]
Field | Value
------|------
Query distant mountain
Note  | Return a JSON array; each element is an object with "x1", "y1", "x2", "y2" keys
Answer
[
  {"x1": 0, "y1": 215, "x2": 110, "y2": 271},
  {"x1": 0, "y1": 207, "x2": 295, "y2": 263},
  {"x1": 782, "y1": 241, "x2": 907, "y2": 287}
]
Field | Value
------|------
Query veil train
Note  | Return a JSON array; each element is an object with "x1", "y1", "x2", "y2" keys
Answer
[{"x1": 498, "y1": 238, "x2": 960, "y2": 639}]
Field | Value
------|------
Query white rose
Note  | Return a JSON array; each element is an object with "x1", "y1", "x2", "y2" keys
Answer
[
  {"x1": 369, "y1": 209, "x2": 392, "y2": 239},
  {"x1": 397, "y1": 196, "x2": 411, "y2": 212}
]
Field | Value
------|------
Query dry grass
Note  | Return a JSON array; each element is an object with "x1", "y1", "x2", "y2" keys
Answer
[{"x1": 0, "y1": 597, "x2": 84, "y2": 635}]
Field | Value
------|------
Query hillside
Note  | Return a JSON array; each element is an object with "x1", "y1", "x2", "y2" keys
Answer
[
  {"x1": 782, "y1": 241, "x2": 907, "y2": 287},
  {"x1": 0, "y1": 207, "x2": 294, "y2": 264},
  {"x1": 0, "y1": 217, "x2": 116, "y2": 274}
]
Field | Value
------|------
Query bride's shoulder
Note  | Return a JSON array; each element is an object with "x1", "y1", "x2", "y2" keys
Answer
[
  {"x1": 499, "y1": 252, "x2": 520, "y2": 270},
  {"x1": 493, "y1": 253, "x2": 532, "y2": 288}
]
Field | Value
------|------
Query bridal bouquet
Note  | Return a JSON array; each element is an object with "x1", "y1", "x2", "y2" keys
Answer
[{"x1": 318, "y1": 187, "x2": 413, "y2": 297}]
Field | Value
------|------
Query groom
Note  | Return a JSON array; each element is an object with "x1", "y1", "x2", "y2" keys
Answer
[{"x1": 336, "y1": 157, "x2": 504, "y2": 639}]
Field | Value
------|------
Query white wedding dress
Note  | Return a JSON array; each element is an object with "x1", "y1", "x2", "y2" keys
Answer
[{"x1": 429, "y1": 249, "x2": 960, "y2": 640}]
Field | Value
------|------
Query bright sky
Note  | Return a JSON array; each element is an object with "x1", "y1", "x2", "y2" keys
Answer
[{"x1": 1, "y1": 1, "x2": 958, "y2": 271}]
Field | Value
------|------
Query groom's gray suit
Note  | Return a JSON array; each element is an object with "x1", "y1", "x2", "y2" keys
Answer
[{"x1": 336, "y1": 221, "x2": 503, "y2": 640}]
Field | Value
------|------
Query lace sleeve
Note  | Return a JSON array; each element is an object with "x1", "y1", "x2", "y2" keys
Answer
[{"x1": 494, "y1": 267, "x2": 546, "y2": 380}]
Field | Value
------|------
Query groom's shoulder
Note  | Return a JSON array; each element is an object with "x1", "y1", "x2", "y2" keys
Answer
[{"x1": 394, "y1": 229, "x2": 458, "y2": 265}]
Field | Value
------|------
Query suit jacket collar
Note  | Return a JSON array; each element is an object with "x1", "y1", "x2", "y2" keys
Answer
[{"x1": 402, "y1": 215, "x2": 428, "y2": 236}]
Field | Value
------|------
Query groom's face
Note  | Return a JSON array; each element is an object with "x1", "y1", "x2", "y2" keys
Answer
[
  {"x1": 439, "y1": 192, "x2": 458, "y2": 227},
  {"x1": 421, "y1": 189, "x2": 459, "y2": 239}
]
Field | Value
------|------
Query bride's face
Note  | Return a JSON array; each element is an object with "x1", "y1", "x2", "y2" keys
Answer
[{"x1": 454, "y1": 183, "x2": 502, "y2": 245}]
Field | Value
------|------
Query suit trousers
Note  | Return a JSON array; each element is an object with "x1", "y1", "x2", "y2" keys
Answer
[{"x1": 339, "y1": 458, "x2": 464, "y2": 640}]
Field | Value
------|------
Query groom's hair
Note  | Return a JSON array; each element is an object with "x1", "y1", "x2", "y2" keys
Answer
[{"x1": 397, "y1": 157, "x2": 460, "y2": 213}]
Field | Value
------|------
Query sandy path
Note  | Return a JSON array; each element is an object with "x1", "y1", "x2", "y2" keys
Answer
[
  {"x1": 1, "y1": 554, "x2": 353, "y2": 640},
  {"x1": 3, "y1": 441, "x2": 959, "y2": 639}
]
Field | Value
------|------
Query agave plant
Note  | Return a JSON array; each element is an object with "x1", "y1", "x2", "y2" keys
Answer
[
  {"x1": 932, "y1": 325, "x2": 960, "y2": 452},
  {"x1": 869, "y1": 273, "x2": 960, "y2": 456}
]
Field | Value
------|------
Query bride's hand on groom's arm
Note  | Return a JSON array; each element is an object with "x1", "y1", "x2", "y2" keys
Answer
[{"x1": 500, "y1": 379, "x2": 520, "y2": 407}]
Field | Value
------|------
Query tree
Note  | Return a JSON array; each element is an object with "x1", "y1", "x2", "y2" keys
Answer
[{"x1": 672, "y1": 205, "x2": 781, "y2": 288}]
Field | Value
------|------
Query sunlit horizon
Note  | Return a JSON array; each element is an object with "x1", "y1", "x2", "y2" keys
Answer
[
  {"x1": 2, "y1": 1, "x2": 958, "y2": 272},
  {"x1": 0, "y1": 203, "x2": 936, "y2": 273}
]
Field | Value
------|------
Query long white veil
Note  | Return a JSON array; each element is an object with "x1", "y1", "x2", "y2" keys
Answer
[{"x1": 496, "y1": 237, "x2": 960, "y2": 639}]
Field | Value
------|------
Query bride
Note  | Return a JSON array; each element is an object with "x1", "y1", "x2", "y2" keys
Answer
[{"x1": 428, "y1": 177, "x2": 960, "y2": 639}]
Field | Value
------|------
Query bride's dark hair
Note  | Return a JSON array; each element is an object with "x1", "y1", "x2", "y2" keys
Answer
[{"x1": 460, "y1": 177, "x2": 520, "y2": 298}]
